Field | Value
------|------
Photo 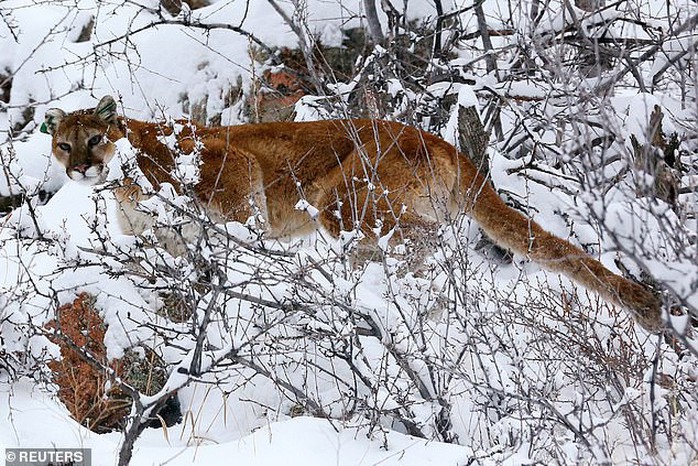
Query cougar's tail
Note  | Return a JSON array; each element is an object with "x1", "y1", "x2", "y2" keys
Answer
[{"x1": 461, "y1": 163, "x2": 662, "y2": 332}]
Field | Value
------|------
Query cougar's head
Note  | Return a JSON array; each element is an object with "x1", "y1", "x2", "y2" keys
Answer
[{"x1": 42, "y1": 95, "x2": 121, "y2": 185}]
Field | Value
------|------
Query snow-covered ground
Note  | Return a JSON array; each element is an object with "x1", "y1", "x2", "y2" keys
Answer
[
  {"x1": 1, "y1": 1, "x2": 697, "y2": 464},
  {"x1": 1, "y1": 379, "x2": 471, "y2": 466}
]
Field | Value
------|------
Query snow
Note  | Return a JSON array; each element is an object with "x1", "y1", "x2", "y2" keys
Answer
[
  {"x1": 0, "y1": 380, "x2": 471, "y2": 466},
  {"x1": 1, "y1": 0, "x2": 697, "y2": 465}
]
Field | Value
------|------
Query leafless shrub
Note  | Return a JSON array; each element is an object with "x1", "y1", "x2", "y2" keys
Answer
[{"x1": 0, "y1": 1, "x2": 697, "y2": 465}]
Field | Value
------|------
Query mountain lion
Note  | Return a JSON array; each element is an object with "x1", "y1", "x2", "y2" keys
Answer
[{"x1": 42, "y1": 95, "x2": 662, "y2": 332}]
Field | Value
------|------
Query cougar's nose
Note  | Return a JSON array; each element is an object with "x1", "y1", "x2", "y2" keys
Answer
[{"x1": 72, "y1": 164, "x2": 90, "y2": 174}]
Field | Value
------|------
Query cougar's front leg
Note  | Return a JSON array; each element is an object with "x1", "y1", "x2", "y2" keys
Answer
[
  {"x1": 113, "y1": 178, "x2": 155, "y2": 238},
  {"x1": 114, "y1": 177, "x2": 209, "y2": 256}
]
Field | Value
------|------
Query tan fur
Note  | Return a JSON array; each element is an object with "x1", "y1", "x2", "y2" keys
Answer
[{"x1": 45, "y1": 97, "x2": 663, "y2": 332}]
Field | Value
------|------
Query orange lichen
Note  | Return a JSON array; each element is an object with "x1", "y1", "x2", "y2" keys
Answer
[{"x1": 46, "y1": 293, "x2": 130, "y2": 433}]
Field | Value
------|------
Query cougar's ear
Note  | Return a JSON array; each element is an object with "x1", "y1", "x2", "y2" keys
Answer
[
  {"x1": 94, "y1": 95, "x2": 118, "y2": 124},
  {"x1": 40, "y1": 108, "x2": 66, "y2": 135}
]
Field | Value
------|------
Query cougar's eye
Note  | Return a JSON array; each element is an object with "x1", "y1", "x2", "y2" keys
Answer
[
  {"x1": 88, "y1": 135, "x2": 103, "y2": 147},
  {"x1": 57, "y1": 142, "x2": 71, "y2": 152}
]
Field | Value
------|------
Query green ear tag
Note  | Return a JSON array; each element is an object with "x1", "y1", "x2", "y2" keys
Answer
[
  {"x1": 97, "y1": 101, "x2": 117, "y2": 118},
  {"x1": 40, "y1": 122, "x2": 50, "y2": 134}
]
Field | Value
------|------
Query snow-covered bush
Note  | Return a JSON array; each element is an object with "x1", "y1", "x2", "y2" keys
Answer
[{"x1": 1, "y1": 1, "x2": 696, "y2": 465}]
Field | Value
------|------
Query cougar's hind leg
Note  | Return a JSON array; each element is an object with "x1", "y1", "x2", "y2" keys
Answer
[
  {"x1": 314, "y1": 183, "x2": 383, "y2": 266},
  {"x1": 315, "y1": 172, "x2": 443, "y2": 273}
]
